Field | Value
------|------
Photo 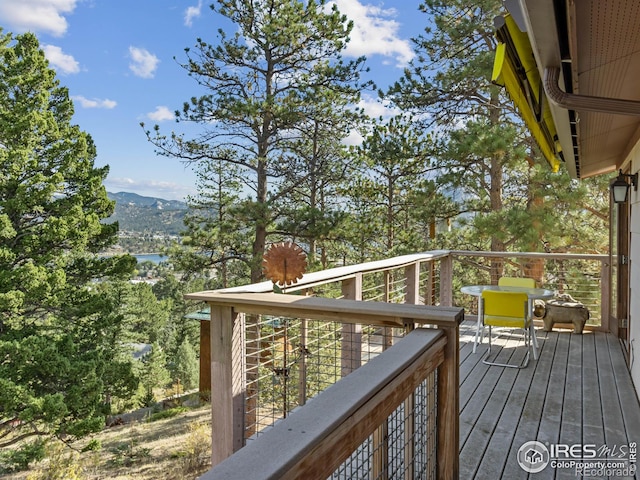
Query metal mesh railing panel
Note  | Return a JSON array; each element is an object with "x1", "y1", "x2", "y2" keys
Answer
[
  {"x1": 330, "y1": 370, "x2": 438, "y2": 480},
  {"x1": 246, "y1": 317, "x2": 412, "y2": 439}
]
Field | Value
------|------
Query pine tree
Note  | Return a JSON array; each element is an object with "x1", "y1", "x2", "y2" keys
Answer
[
  {"x1": 384, "y1": 0, "x2": 610, "y2": 281},
  {"x1": 387, "y1": 0, "x2": 522, "y2": 281},
  {"x1": 139, "y1": 343, "x2": 171, "y2": 406},
  {"x1": 0, "y1": 30, "x2": 136, "y2": 447},
  {"x1": 143, "y1": 0, "x2": 369, "y2": 282},
  {"x1": 172, "y1": 339, "x2": 199, "y2": 392},
  {"x1": 347, "y1": 115, "x2": 453, "y2": 258},
  {"x1": 172, "y1": 157, "x2": 250, "y2": 287},
  {"x1": 275, "y1": 94, "x2": 364, "y2": 269}
]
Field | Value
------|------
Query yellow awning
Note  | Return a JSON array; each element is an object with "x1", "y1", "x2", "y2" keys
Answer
[{"x1": 492, "y1": 14, "x2": 561, "y2": 172}]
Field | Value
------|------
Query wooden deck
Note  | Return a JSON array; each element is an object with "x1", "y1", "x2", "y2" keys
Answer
[{"x1": 458, "y1": 319, "x2": 640, "y2": 479}]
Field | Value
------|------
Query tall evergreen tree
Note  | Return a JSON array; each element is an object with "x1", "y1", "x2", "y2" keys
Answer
[
  {"x1": 139, "y1": 343, "x2": 171, "y2": 406},
  {"x1": 386, "y1": 0, "x2": 608, "y2": 280},
  {"x1": 171, "y1": 339, "x2": 199, "y2": 392},
  {"x1": 348, "y1": 115, "x2": 453, "y2": 258},
  {"x1": 152, "y1": 273, "x2": 204, "y2": 357},
  {"x1": 171, "y1": 156, "x2": 250, "y2": 286},
  {"x1": 275, "y1": 95, "x2": 365, "y2": 269},
  {"x1": 0, "y1": 31, "x2": 136, "y2": 447},
  {"x1": 387, "y1": 0, "x2": 521, "y2": 281},
  {"x1": 143, "y1": 0, "x2": 369, "y2": 282}
]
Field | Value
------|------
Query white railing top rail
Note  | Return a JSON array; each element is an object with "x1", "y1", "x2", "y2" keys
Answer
[{"x1": 211, "y1": 250, "x2": 452, "y2": 294}]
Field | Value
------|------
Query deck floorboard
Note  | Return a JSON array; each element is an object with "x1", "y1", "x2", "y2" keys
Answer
[{"x1": 458, "y1": 319, "x2": 640, "y2": 479}]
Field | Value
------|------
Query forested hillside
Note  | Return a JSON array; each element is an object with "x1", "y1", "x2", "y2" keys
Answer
[
  {"x1": 101, "y1": 192, "x2": 188, "y2": 254},
  {"x1": 107, "y1": 192, "x2": 187, "y2": 236}
]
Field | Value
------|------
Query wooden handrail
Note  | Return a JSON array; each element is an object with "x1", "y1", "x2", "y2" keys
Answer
[
  {"x1": 186, "y1": 248, "x2": 609, "y2": 479},
  {"x1": 199, "y1": 329, "x2": 447, "y2": 480},
  {"x1": 189, "y1": 292, "x2": 463, "y2": 477},
  {"x1": 184, "y1": 291, "x2": 464, "y2": 328}
]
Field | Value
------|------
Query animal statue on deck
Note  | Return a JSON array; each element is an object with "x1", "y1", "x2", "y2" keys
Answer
[{"x1": 536, "y1": 293, "x2": 590, "y2": 334}]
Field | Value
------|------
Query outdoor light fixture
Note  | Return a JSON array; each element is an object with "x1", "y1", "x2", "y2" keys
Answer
[{"x1": 611, "y1": 169, "x2": 638, "y2": 204}]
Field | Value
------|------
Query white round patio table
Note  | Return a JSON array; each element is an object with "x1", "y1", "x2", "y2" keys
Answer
[{"x1": 460, "y1": 285, "x2": 555, "y2": 354}]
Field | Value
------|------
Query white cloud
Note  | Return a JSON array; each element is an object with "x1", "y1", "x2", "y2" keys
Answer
[
  {"x1": 184, "y1": 0, "x2": 203, "y2": 27},
  {"x1": 343, "y1": 129, "x2": 364, "y2": 146},
  {"x1": 42, "y1": 44, "x2": 79, "y2": 74},
  {"x1": 0, "y1": 0, "x2": 78, "y2": 37},
  {"x1": 147, "y1": 106, "x2": 174, "y2": 122},
  {"x1": 358, "y1": 94, "x2": 401, "y2": 119},
  {"x1": 328, "y1": 0, "x2": 414, "y2": 67},
  {"x1": 128, "y1": 46, "x2": 159, "y2": 79},
  {"x1": 72, "y1": 95, "x2": 117, "y2": 109}
]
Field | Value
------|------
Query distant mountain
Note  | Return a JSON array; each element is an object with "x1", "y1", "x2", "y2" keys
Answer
[
  {"x1": 108, "y1": 191, "x2": 188, "y2": 210},
  {"x1": 106, "y1": 192, "x2": 187, "y2": 235}
]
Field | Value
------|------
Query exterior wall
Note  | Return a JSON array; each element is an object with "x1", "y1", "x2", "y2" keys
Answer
[{"x1": 627, "y1": 149, "x2": 640, "y2": 400}]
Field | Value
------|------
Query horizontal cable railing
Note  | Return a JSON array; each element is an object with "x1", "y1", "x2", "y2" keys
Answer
[
  {"x1": 194, "y1": 253, "x2": 452, "y2": 443},
  {"x1": 451, "y1": 250, "x2": 609, "y2": 329},
  {"x1": 212, "y1": 251, "x2": 452, "y2": 296}
]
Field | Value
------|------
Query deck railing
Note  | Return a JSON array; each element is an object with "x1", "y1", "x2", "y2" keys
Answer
[
  {"x1": 185, "y1": 292, "x2": 463, "y2": 479},
  {"x1": 186, "y1": 249, "x2": 609, "y2": 479},
  {"x1": 198, "y1": 328, "x2": 448, "y2": 480}
]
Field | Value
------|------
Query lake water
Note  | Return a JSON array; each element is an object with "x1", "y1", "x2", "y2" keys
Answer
[{"x1": 134, "y1": 253, "x2": 166, "y2": 264}]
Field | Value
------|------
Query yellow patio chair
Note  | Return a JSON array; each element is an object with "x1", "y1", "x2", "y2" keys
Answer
[
  {"x1": 498, "y1": 276, "x2": 536, "y2": 288},
  {"x1": 481, "y1": 290, "x2": 537, "y2": 368}
]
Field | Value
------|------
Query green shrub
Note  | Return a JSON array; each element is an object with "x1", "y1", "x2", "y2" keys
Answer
[
  {"x1": 26, "y1": 442, "x2": 84, "y2": 480},
  {"x1": 178, "y1": 421, "x2": 211, "y2": 474},
  {"x1": 147, "y1": 406, "x2": 188, "y2": 422},
  {"x1": 81, "y1": 439, "x2": 101, "y2": 453},
  {"x1": 0, "y1": 439, "x2": 47, "y2": 473}
]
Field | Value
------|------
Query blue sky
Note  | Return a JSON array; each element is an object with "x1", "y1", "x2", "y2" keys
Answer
[{"x1": 0, "y1": 0, "x2": 427, "y2": 200}]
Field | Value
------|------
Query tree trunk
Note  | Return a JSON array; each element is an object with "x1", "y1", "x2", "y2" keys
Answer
[
  {"x1": 251, "y1": 159, "x2": 268, "y2": 283},
  {"x1": 489, "y1": 92, "x2": 505, "y2": 284}
]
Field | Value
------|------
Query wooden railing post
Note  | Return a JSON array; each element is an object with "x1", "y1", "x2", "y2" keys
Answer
[
  {"x1": 405, "y1": 262, "x2": 420, "y2": 305},
  {"x1": 341, "y1": 273, "x2": 362, "y2": 300},
  {"x1": 437, "y1": 322, "x2": 459, "y2": 479},
  {"x1": 210, "y1": 305, "x2": 246, "y2": 467},
  {"x1": 440, "y1": 254, "x2": 453, "y2": 307},
  {"x1": 341, "y1": 274, "x2": 362, "y2": 377},
  {"x1": 426, "y1": 261, "x2": 435, "y2": 306},
  {"x1": 199, "y1": 319, "x2": 211, "y2": 396},
  {"x1": 298, "y1": 289, "x2": 310, "y2": 406},
  {"x1": 403, "y1": 311, "x2": 417, "y2": 480},
  {"x1": 298, "y1": 316, "x2": 308, "y2": 406},
  {"x1": 383, "y1": 270, "x2": 393, "y2": 349},
  {"x1": 600, "y1": 258, "x2": 611, "y2": 332}
]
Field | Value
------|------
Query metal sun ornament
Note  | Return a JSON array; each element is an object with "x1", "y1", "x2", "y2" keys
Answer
[{"x1": 262, "y1": 241, "x2": 307, "y2": 289}]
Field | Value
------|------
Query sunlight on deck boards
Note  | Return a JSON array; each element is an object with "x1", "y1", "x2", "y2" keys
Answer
[{"x1": 458, "y1": 319, "x2": 640, "y2": 479}]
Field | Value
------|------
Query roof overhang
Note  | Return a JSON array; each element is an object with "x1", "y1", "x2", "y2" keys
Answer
[{"x1": 498, "y1": 0, "x2": 640, "y2": 179}]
